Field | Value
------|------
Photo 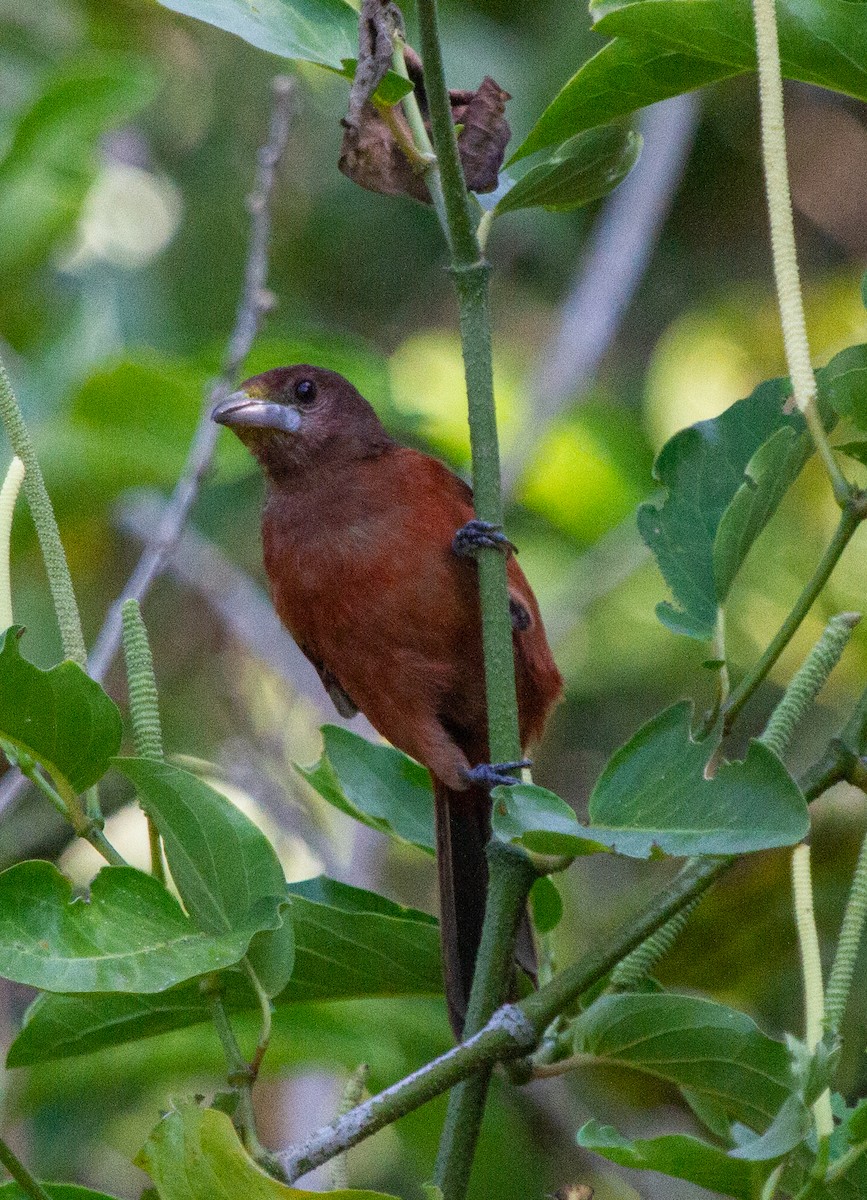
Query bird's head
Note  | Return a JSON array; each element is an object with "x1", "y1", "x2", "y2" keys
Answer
[{"x1": 211, "y1": 365, "x2": 391, "y2": 478}]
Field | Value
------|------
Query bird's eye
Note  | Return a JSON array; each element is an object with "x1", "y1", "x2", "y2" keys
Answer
[{"x1": 293, "y1": 379, "x2": 317, "y2": 404}]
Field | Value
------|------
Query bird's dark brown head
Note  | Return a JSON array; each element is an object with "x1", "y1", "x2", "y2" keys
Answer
[{"x1": 211, "y1": 365, "x2": 392, "y2": 479}]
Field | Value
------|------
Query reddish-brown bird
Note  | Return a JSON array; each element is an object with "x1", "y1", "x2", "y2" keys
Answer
[{"x1": 212, "y1": 366, "x2": 562, "y2": 1035}]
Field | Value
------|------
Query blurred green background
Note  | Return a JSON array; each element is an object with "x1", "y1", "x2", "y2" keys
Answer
[{"x1": 2, "y1": 0, "x2": 867, "y2": 1197}]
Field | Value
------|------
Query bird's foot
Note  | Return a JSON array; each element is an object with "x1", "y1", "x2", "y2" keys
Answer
[
  {"x1": 452, "y1": 519, "x2": 517, "y2": 558},
  {"x1": 462, "y1": 759, "x2": 532, "y2": 790}
]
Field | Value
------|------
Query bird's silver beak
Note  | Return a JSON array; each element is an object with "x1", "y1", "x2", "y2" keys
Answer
[{"x1": 211, "y1": 390, "x2": 302, "y2": 433}]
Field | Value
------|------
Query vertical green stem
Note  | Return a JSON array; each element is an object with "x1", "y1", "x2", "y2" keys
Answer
[
  {"x1": 0, "y1": 357, "x2": 86, "y2": 664},
  {"x1": 412, "y1": 3, "x2": 526, "y2": 1194},
  {"x1": 415, "y1": 0, "x2": 520, "y2": 770},
  {"x1": 0, "y1": 1137, "x2": 52, "y2": 1200},
  {"x1": 433, "y1": 843, "x2": 538, "y2": 1198},
  {"x1": 121, "y1": 598, "x2": 167, "y2": 882}
]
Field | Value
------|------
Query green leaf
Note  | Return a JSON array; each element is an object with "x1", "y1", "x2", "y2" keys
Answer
[
  {"x1": 0, "y1": 1187, "x2": 123, "y2": 1199},
  {"x1": 492, "y1": 783, "x2": 608, "y2": 857},
  {"x1": 0, "y1": 863, "x2": 280, "y2": 993},
  {"x1": 494, "y1": 702, "x2": 808, "y2": 859},
  {"x1": 728, "y1": 1094, "x2": 811, "y2": 1161},
  {"x1": 846, "y1": 1098, "x2": 867, "y2": 1144},
  {"x1": 493, "y1": 126, "x2": 642, "y2": 217},
  {"x1": 513, "y1": 0, "x2": 867, "y2": 162},
  {"x1": 576, "y1": 1120, "x2": 764, "y2": 1200},
  {"x1": 712, "y1": 426, "x2": 807, "y2": 605},
  {"x1": 336, "y1": 60, "x2": 414, "y2": 106},
  {"x1": 637, "y1": 374, "x2": 809, "y2": 640},
  {"x1": 839, "y1": 441, "x2": 867, "y2": 468},
  {"x1": 0, "y1": 628, "x2": 122, "y2": 794},
  {"x1": 825, "y1": 342, "x2": 867, "y2": 430},
  {"x1": 0, "y1": 58, "x2": 158, "y2": 272},
  {"x1": 153, "y1": 0, "x2": 358, "y2": 69},
  {"x1": 8, "y1": 880, "x2": 442, "y2": 1064},
  {"x1": 296, "y1": 726, "x2": 435, "y2": 854},
  {"x1": 529, "y1": 875, "x2": 563, "y2": 934},
  {"x1": 571, "y1": 993, "x2": 792, "y2": 1129},
  {"x1": 136, "y1": 1101, "x2": 398, "y2": 1198},
  {"x1": 114, "y1": 758, "x2": 293, "y2": 997}
]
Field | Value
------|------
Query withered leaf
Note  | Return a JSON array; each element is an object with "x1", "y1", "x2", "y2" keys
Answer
[{"x1": 340, "y1": 41, "x2": 511, "y2": 204}]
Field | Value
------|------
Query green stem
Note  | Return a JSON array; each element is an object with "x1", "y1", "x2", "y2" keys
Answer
[
  {"x1": 205, "y1": 983, "x2": 278, "y2": 1170},
  {"x1": 0, "y1": 357, "x2": 86, "y2": 665},
  {"x1": 825, "y1": 1137, "x2": 867, "y2": 1183},
  {"x1": 416, "y1": 0, "x2": 521, "y2": 768},
  {"x1": 433, "y1": 844, "x2": 537, "y2": 1197},
  {"x1": 390, "y1": 41, "x2": 449, "y2": 234},
  {"x1": 752, "y1": 0, "x2": 850, "y2": 503},
  {"x1": 243, "y1": 958, "x2": 273, "y2": 1080},
  {"x1": 412, "y1": 6, "x2": 526, "y2": 1195},
  {"x1": 20, "y1": 763, "x2": 127, "y2": 867},
  {"x1": 0, "y1": 1137, "x2": 52, "y2": 1200},
  {"x1": 760, "y1": 612, "x2": 860, "y2": 758},
  {"x1": 724, "y1": 501, "x2": 865, "y2": 732},
  {"x1": 121, "y1": 599, "x2": 166, "y2": 883},
  {"x1": 275, "y1": 740, "x2": 852, "y2": 1184}
]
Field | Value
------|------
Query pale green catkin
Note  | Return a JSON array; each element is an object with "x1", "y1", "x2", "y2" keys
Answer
[
  {"x1": 761, "y1": 613, "x2": 860, "y2": 759},
  {"x1": 121, "y1": 600, "x2": 166, "y2": 882},
  {"x1": 609, "y1": 897, "x2": 702, "y2": 991},
  {"x1": 121, "y1": 599, "x2": 164, "y2": 761},
  {"x1": 825, "y1": 832, "x2": 867, "y2": 1035},
  {"x1": 0, "y1": 456, "x2": 25, "y2": 631},
  {"x1": 0, "y1": 357, "x2": 86, "y2": 665}
]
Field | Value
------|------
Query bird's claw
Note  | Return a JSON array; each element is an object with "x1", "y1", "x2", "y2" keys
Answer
[
  {"x1": 462, "y1": 759, "x2": 532, "y2": 790},
  {"x1": 452, "y1": 519, "x2": 517, "y2": 558}
]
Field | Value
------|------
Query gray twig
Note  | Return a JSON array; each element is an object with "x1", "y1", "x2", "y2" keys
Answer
[
  {"x1": 0, "y1": 76, "x2": 296, "y2": 815},
  {"x1": 502, "y1": 92, "x2": 700, "y2": 499},
  {"x1": 88, "y1": 76, "x2": 295, "y2": 684}
]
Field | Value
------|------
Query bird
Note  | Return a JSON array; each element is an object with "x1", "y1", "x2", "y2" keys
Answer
[{"x1": 212, "y1": 365, "x2": 562, "y2": 1036}]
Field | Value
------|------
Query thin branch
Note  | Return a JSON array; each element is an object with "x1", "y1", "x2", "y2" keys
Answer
[
  {"x1": 87, "y1": 76, "x2": 296, "y2": 685},
  {"x1": 501, "y1": 93, "x2": 700, "y2": 499},
  {"x1": 0, "y1": 76, "x2": 296, "y2": 816},
  {"x1": 723, "y1": 496, "x2": 867, "y2": 733},
  {"x1": 274, "y1": 739, "x2": 854, "y2": 1183}
]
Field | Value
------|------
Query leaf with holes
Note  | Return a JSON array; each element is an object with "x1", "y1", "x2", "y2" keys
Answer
[
  {"x1": 0, "y1": 862, "x2": 280, "y2": 993},
  {"x1": 494, "y1": 702, "x2": 807, "y2": 859},
  {"x1": 637, "y1": 375, "x2": 809, "y2": 640},
  {"x1": 0, "y1": 628, "x2": 122, "y2": 794},
  {"x1": 8, "y1": 878, "x2": 442, "y2": 1064}
]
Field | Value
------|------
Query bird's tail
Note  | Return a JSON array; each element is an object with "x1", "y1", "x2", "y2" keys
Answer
[{"x1": 433, "y1": 778, "x2": 537, "y2": 1038}]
